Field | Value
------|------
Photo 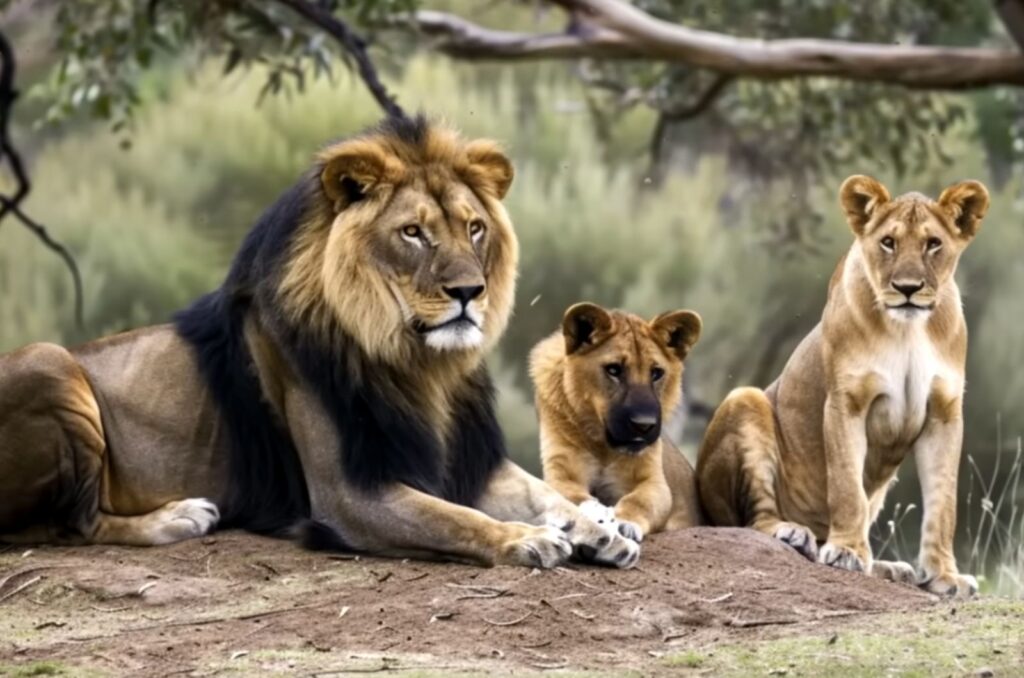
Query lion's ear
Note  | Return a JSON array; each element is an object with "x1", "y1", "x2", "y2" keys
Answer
[
  {"x1": 562, "y1": 303, "x2": 612, "y2": 355},
  {"x1": 651, "y1": 310, "x2": 702, "y2": 361},
  {"x1": 319, "y1": 142, "x2": 401, "y2": 212},
  {"x1": 938, "y1": 180, "x2": 989, "y2": 241},
  {"x1": 839, "y1": 175, "x2": 891, "y2": 236},
  {"x1": 462, "y1": 140, "x2": 514, "y2": 200}
]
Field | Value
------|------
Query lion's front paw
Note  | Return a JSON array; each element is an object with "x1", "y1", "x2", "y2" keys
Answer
[
  {"x1": 578, "y1": 499, "x2": 617, "y2": 531},
  {"x1": 499, "y1": 524, "x2": 572, "y2": 569},
  {"x1": 922, "y1": 571, "x2": 978, "y2": 598},
  {"x1": 773, "y1": 522, "x2": 817, "y2": 561},
  {"x1": 616, "y1": 520, "x2": 644, "y2": 543},
  {"x1": 818, "y1": 542, "x2": 866, "y2": 573},
  {"x1": 565, "y1": 518, "x2": 640, "y2": 569},
  {"x1": 872, "y1": 560, "x2": 918, "y2": 586}
]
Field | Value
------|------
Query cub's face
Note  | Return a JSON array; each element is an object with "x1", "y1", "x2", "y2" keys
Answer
[
  {"x1": 560, "y1": 303, "x2": 701, "y2": 453},
  {"x1": 839, "y1": 175, "x2": 989, "y2": 322}
]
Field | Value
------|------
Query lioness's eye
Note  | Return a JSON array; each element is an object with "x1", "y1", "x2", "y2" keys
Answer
[
  {"x1": 401, "y1": 224, "x2": 422, "y2": 239},
  {"x1": 469, "y1": 219, "x2": 485, "y2": 238},
  {"x1": 926, "y1": 237, "x2": 942, "y2": 252},
  {"x1": 604, "y1": 364, "x2": 623, "y2": 379},
  {"x1": 880, "y1": 236, "x2": 896, "y2": 253},
  {"x1": 651, "y1": 367, "x2": 665, "y2": 382}
]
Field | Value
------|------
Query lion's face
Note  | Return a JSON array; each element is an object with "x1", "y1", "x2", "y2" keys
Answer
[
  {"x1": 559, "y1": 304, "x2": 701, "y2": 453},
  {"x1": 839, "y1": 175, "x2": 989, "y2": 322},
  {"x1": 279, "y1": 120, "x2": 518, "y2": 364}
]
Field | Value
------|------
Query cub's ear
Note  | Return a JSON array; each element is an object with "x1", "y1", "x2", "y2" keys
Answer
[
  {"x1": 938, "y1": 180, "x2": 989, "y2": 241},
  {"x1": 562, "y1": 303, "x2": 613, "y2": 355},
  {"x1": 839, "y1": 175, "x2": 891, "y2": 236},
  {"x1": 319, "y1": 141, "x2": 402, "y2": 212},
  {"x1": 461, "y1": 140, "x2": 514, "y2": 200},
  {"x1": 651, "y1": 310, "x2": 702, "y2": 361}
]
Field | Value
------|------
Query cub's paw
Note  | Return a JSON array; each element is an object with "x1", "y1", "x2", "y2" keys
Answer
[
  {"x1": 773, "y1": 522, "x2": 817, "y2": 561},
  {"x1": 565, "y1": 516, "x2": 640, "y2": 569},
  {"x1": 616, "y1": 520, "x2": 644, "y2": 543},
  {"x1": 152, "y1": 498, "x2": 220, "y2": 545},
  {"x1": 921, "y1": 572, "x2": 978, "y2": 598},
  {"x1": 578, "y1": 499, "x2": 618, "y2": 533},
  {"x1": 818, "y1": 542, "x2": 866, "y2": 573},
  {"x1": 872, "y1": 560, "x2": 918, "y2": 586},
  {"x1": 499, "y1": 524, "x2": 572, "y2": 569}
]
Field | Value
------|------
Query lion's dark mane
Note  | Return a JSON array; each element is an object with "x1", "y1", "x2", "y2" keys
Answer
[{"x1": 174, "y1": 117, "x2": 507, "y2": 541}]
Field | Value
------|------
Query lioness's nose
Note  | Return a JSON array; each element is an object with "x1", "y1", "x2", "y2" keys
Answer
[
  {"x1": 443, "y1": 285, "x2": 485, "y2": 304},
  {"x1": 628, "y1": 413, "x2": 658, "y2": 435},
  {"x1": 892, "y1": 281, "x2": 924, "y2": 298}
]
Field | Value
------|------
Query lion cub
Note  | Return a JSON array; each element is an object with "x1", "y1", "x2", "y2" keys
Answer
[
  {"x1": 698, "y1": 175, "x2": 988, "y2": 597},
  {"x1": 530, "y1": 303, "x2": 704, "y2": 541}
]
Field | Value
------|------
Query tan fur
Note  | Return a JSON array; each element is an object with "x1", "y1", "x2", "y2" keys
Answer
[
  {"x1": 697, "y1": 175, "x2": 989, "y2": 597},
  {"x1": 531, "y1": 304, "x2": 704, "y2": 541},
  {"x1": 0, "y1": 120, "x2": 639, "y2": 570}
]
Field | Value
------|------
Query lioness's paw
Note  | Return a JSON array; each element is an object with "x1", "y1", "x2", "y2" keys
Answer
[
  {"x1": 564, "y1": 516, "x2": 640, "y2": 569},
  {"x1": 922, "y1": 572, "x2": 978, "y2": 598},
  {"x1": 773, "y1": 522, "x2": 817, "y2": 561},
  {"x1": 617, "y1": 520, "x2": 644, "y2": 543},
  {"x1": 872, "y1": 560, "x2": 918, "y2": 586},
  {"x1": 152, "y1": 498, "x2": 220, "y2": 544},
  {"x1": 578, "y1": 499, "x2": 617, "y2": 531},
  {"x1": 500, "y1": 524, "x2": 572, "y2": 569},
  {"x1": 818, "y1": 542, "x2": 866, "y2": 573}
]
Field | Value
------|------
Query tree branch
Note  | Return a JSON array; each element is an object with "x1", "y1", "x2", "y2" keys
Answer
[
  {"x1": 0, "y1": 29, "x2": 83, "y2": 327},
  {"x1": 405, "y1": 2, "x2": 1024, "y2": 90},
  {"x1": 267, "y1": 0, "x2": 405, "y2": 118}
]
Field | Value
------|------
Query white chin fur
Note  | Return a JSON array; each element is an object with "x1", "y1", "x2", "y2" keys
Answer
[
  {"x1": 424, "y1": 323, "x2": 484, "y2": 351},
  {"x1": 886, "y1": 307, "x2": 931, "y2": 322}
]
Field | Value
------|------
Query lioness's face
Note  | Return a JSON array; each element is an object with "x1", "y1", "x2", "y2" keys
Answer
[
  {"x1": 839, "y1": 175, "x2": 989, "y2": 322},
  {"x1": 560, "y1": 304, "x2": 701, "y2": 453}
]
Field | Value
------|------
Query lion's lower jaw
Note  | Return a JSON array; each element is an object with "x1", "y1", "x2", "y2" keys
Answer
[
  {"x1": 885, "y1": 306, "x2": 933, "y2": 323},
  {"x1": 423, "y1": 324, "x2": 485, "y2": 352}
]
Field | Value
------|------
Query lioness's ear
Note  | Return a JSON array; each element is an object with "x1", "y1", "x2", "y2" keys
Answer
[
  {"x1": 839, "y1": 175, "x2": 891, "y2": 236},
  {"x1": 651, "y1": 310, "x2": 702, "y2": 361},
  {"x1": 562, "y1": 303, "x2": 612, "y2": 355},
  {"x1": 938, "y1": 180, "x2": 989, "y2": 241},
  {"x1": 462, "y1": 140, "x2": 514, "y2": 200},
  {"x1": 319, "y1": 142, "x2": 401, "y2": 212}
]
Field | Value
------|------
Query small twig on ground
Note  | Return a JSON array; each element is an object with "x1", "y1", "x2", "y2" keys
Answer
[
  {"x1": 446, "y1": 583, "x2": 510, "y2": 600},
  {"x1": 482, "y1": 610, "x2": 535, "y2": 626},
  {"x1": 701, "y1": 592, "x2": 734, "y2": 604},
  {"x1": 89, "y1": 604, "x2": 132, "y2": 612},
  {"x1": 570, "y1": 609, "x2": 595, "y2": 620},
  {"x1": 0, "y1": 575, "x2": 43, "y2": 604},
  {"x1": 727, "y1": 617, "x2": 801, "y2": 628}
]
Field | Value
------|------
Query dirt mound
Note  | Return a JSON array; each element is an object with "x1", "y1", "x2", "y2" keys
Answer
[{"x1": 0, "y1": 527, "x2": 934, "y2": 675}]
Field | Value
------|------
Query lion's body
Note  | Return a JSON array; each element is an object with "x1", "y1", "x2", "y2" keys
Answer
[
  {"x1": 697, "y1": 177, "x2": 988, "y2": 597},
  {"x1": 531, "y1": 305, "x2": 703, "y2": 541},
  {"x1": 0, "y1": 117, "x2": 638, "y2": 569}
]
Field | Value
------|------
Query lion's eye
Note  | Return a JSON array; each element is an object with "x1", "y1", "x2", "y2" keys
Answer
[
  {"x1": 926, "y1": 237, "x2": 943, "y2": 252},
  {"x1": 880, "y1": 236, "x2": 896, "y2": 253},
  {"x1": 651, "y1": 367, "x2": 665, "y2": 382},
  {"x1": 604, "y1": 363, "x2": 623, "y2": 379},
  {"x1": 469, "y1": 219, "x2": 485, "y2": 239},
  {"x1": 401, "y1": 224, "x2": 423, "y2": 239}
]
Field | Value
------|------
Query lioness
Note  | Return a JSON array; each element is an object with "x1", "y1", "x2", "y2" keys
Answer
[
  {"x1": 530, "y1": 303, "x2": 704, "y2": 541},
  {"x1": 0, "y1": 116, "x2": 639, "y2": 569},
  {"x1": 697, "y1": 175, "x2": 988, "y2": 596}
]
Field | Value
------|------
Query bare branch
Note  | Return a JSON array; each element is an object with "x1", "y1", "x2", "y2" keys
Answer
[
  {"x1": 660, "y1": 74, "x2": 733, "y2": 121},
  {"x1": 404, "y1": 4, "x2": 1024, "y2": 90},
  {"x1": 0, "y1": 29, "x2": 83, "y2": 327},
  {"x1": 267, "y1": 0, "x2": 405, "y2": 118}
]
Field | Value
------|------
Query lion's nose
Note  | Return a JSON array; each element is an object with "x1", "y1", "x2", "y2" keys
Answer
[
  {"x1": 443, "y1": 285, "x2": 485, "y2": 304},
  {"x1": 628, "y1": 413, "x2": 658, "y2": 436},
  {"x1": 892, "y1": 281, "x2": 924, "y2": 298}
]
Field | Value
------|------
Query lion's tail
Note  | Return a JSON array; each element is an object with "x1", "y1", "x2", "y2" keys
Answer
[{"x1": 297, "y1": 519, "x2": 355, "y2": 553}]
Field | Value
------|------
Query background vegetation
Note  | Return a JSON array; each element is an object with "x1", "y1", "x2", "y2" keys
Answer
[{"x1": 1, "y1": 3, "x2": 1022, "y2": 595}]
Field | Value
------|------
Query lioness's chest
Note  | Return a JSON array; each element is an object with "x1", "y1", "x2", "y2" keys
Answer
[{"x1": 862, "y1": 335, "x2": 959, "y2": 450}]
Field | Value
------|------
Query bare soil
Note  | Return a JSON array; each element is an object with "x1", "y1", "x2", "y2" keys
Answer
[{"x1": 0, "y1": 528, "x2": 940, "y2": 676}]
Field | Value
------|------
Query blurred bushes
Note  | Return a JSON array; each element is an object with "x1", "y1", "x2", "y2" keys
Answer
[{"x1": 2, "y1": 55, "x2": 1022, "y2": 497}]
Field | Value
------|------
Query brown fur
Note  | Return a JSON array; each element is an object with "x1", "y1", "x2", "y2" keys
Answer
[
  {"x1": 697, "y1": 175, "x2": 989, "y2": 597},
  {"x1": 0, "y1": 119, "x2": 640, "y2": 570},
  {"x1": 530, "y1": 303, "x2": 704, "y2": 541}
]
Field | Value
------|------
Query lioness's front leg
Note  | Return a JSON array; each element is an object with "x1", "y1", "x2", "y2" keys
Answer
[
  {"x1": 819, "y1": 392, "x2": 872, "y2": 572},
  {"x1": 613, "y1": 474, "x2": 671, "y2": 542},
  {"x1": 476, "y1": 460, "x2": 640, "y2": 568},
  {"x1": 915, "y1": 393, "x2": 976, "y2": 597}
]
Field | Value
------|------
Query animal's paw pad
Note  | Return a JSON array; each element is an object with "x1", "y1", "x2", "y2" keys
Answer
[
  {"x1": 616, "y1": 519, "x2": 644, "y2": 543},
  {"x1": 921, "y1": 572, "x2": 978, "y2": 598},
  {"x1": 817, "y1": 542, "x2": 866, "y2": 573},
  {"x1": 872, "y1": 560, "x2": 918, "y2": 586},
  {"x1": 773, "y1": 522, "x2": 817, "y2": 561},
  {"x1": 153, "y1": 498, "x2": 220, "y2": 544},
  {"x1": 505, "y1": 525, "x2": 572, "y2": 569}
]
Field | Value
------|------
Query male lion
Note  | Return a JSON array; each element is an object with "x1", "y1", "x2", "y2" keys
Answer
[
  {"x1": 531, "y1": 303, "x2": 704, "y2": 542},
  {"x1": 0, "y1": 116, "x2": 638, "y2": 569},
  {"x1": 697, "y1": 175, "x2": 988, "y2": 597}
]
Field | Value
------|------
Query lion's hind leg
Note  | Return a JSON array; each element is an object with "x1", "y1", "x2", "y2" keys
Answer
[{"x1": 697, "y1": 387, "x2": 818, "y2": 561}]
